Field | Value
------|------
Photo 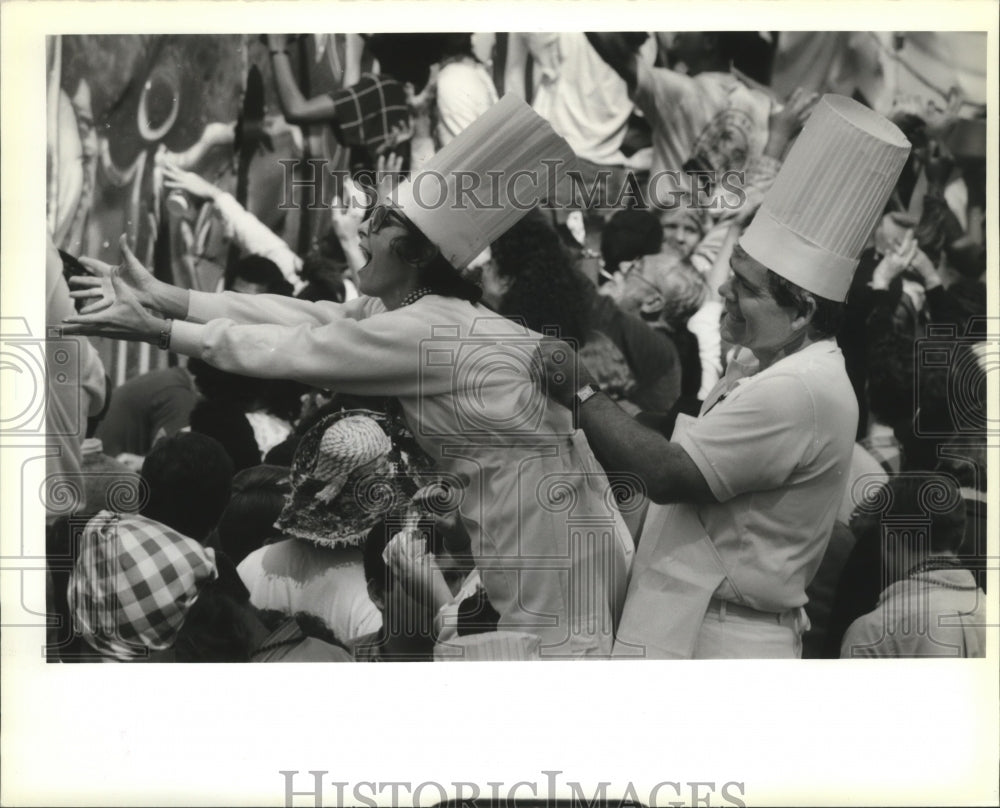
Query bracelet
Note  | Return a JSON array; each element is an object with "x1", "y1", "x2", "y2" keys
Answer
[{"x1": 158, "y1": 319, "x2": 173, "y2": 351}]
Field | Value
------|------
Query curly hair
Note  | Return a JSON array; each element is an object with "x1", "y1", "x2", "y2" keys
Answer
[
  {"x1": 491, "y1": 210, "x2": 592, "y2": 345},
  {"x1": 641, "y1": 253, "x2": 708, "y2": 328},
  {"x1": 389, "y1": 223, "x2": 483, "y2": 303}
]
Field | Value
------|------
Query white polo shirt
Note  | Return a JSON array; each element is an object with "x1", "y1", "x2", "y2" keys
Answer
[{"x1": 676, "y1": 340, "x2": 858, "y2": 612}]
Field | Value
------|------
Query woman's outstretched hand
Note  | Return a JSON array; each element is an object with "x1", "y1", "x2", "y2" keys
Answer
[
  {"x1": 69, "y1": 234, "x2": 159, "y2": 314},
  {"x1": 61, "y1": 267, "x2": 166, "y2": 344}
]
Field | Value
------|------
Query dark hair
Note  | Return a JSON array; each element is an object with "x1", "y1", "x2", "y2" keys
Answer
[
  {"x1": 491, "y1": 209, "x2": 592, "y2": 344},
  {"x1": 945, "y1": 239, "x2": 986, "y2": 280},
  {"x1": 362, "y1": 517, "x2": 395, "y2": 595},
  {"x1": 172, "y1": 555, "x2": 255, "y2": 662},
  {"x1": 258, "y1": 379, "x2": 311, "y2": 423},
  {"x1": 889, "y1": 112, "x2": 929, "y2": 150},
  {"x1": 765, "y1": 270, "x2": 845, "y2": 338},
  {"x1": 187, "y1": 357, "x2": 260, "y2": 408},
  {"x1": 188, "y1": 398, "x2": 262, "y2": 473},
  {"x1": 714, "y1": 32, "x2": 775, "y2": 83},
  {"x1": 865, "y1": 330, "x2": 915, "y2": 430},
  {"x1": 216, "y1": 464, "x2": 291, "y2": 564},
  {"x1": 189, "y1": 357, "x2": 304, "y2": 423},
  {"x1": 390, "y1": 222, "x2": 483, "y2": 303},
  {"x1": 226, "y1": 254, "x2": 293, "y2": 296},
  {"x1": 140, "y1": 432, "x2": 234, "y2": 541},
  {"x1": 438, "y1": 33, "x2": 476, "y2": 61},
  {"x1": 914, "y1": 197, "x2": 964, "y2": 266},
  {"x1": 601, "y1": 209, "x2": 662, "y2": 269},
  {"x1": 366, "y1": 34, "x2": 444, "y2": 90},
  {"x1": 903, "y1": 343, "x2": 986, "y2": 471},
  {"x1": 297, "y1": 232, "x2": 349, "y2": 303}
]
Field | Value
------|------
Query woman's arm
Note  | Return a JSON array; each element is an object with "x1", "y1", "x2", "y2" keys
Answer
[
  {"x1": 162, "y1": 163, "x2": 302, "y2": 286},
  {"x1": 267, "y1": 34, "x2": 339, "y2": 125},
  {"x1": 186, "y1": 289, "x2": 379, "y2": 327},
  {"x1": 169, "y1": 303, "x2": 457, "y2": 397}
]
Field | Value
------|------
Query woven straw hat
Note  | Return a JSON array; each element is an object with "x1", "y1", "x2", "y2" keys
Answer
[{"x1": 275, "y1": 409, "x2": 435, "y2": 549}]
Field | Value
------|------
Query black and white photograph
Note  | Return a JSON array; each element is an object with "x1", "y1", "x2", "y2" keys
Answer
[{"x1": 1, "y1": 1, "x2": 997, "y2": 805}]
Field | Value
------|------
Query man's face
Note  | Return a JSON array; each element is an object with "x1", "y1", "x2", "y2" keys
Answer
[
  {"x1": 602, "y1": 258, "x2": 664, "y2": 317},
  {"x1": 718, "y1": 247, "x2": 803, "y2": 358}
]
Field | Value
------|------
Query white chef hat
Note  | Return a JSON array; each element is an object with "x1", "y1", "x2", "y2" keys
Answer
[
  {"x1": 739, "y1": 94, "x2": 911, "y2": 302},
  {"x1": 388, "y1": 94, "x2": 577, "y2": 271}
]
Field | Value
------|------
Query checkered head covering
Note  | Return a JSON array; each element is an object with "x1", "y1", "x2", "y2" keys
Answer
[{"x1": 68, "y1": 511, "x2": 218, "y2": 661}]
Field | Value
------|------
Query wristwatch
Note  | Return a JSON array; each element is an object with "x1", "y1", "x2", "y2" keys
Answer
[
  {"x1": 572, "y1": 383, "x2": 602, "y2": 429},
  {"x1": 157, "y1": 319, "x2": 173, "y2": 351}
]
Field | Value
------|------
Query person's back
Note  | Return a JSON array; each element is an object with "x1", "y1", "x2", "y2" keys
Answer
[
  {"x1": 237, "y1": 537, "x2": 381, "y2": 646},
  {"x1": 435, "y1": 37, "x2": 499, "y2": 147},
  {"x1": 530, "y1": 32, "x2": 655, "y2": 167},
  {"x1": 841, "y1": 570, "x2": 985, "y2": 657},
  {"x1": 95, "y1": 366, "x2": 196, "y2": 457},
  {"x1": 593, "y1": 32, "x2": 771, "y2": 207}
]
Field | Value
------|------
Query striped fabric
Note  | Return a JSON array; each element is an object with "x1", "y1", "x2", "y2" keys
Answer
[
  {"x1": 739, "y1": 94, "x2": 911, "y2": 301},
  {"x1": 394, "y1": 93, "x2": 578, "y2": 271},
  {"x1": 67, "y1": 511, "x2": 217, "y2": 660}
]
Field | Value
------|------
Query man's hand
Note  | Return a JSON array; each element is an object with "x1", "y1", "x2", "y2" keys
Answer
[{"x1": 536, "y1": 338, "x2": 594, "y2": 409}]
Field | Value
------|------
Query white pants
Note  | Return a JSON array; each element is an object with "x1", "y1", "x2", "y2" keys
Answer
[{"x1": 692, "y1": 601, "x2": 810, "y2": 659}]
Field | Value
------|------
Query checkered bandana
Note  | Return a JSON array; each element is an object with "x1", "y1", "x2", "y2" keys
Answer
[{"x1": 67, "y1": 511, "x2": 218, "y2": 661}]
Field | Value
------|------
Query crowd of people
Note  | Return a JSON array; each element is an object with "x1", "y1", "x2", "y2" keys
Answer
[{"x1": 47, "y1": 31, "x2": 988, "y2": 662}]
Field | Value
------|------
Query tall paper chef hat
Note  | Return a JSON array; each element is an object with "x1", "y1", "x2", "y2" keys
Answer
[
  {"x1": 386, "y1": 94, "x2": 577, "y2": 271},
  {"x1": 739, "y1": 94, "x2": 911, "y2": 302}
]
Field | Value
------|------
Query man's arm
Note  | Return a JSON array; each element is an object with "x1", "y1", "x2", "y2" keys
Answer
[
  {"x1": 585, "y1": 33, "x2": 644, "y2": 94},
  {"x1": 541, "y1": 339, "x2": 715, "y2": 505},
  {"x1": 577, "y1": 392, "x2": 716, "y2": 505}
]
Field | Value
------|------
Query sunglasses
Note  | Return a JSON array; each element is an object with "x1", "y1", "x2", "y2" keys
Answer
[{"x1": 365, "y1": 204, "x2": 408, "y2": 234}]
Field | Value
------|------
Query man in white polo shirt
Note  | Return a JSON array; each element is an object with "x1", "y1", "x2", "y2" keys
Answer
[{"x1": 542, "y1": 94, "x2": 912, "y2": 658}]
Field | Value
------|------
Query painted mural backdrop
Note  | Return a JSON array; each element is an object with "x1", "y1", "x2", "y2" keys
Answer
[{"x1": 48, "y1": 33, "x2": 354, "y2": 381}]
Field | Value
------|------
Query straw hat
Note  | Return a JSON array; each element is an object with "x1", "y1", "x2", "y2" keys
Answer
[{"x1": 275, "y1": 409, "x2": 436, "y2": 549}]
